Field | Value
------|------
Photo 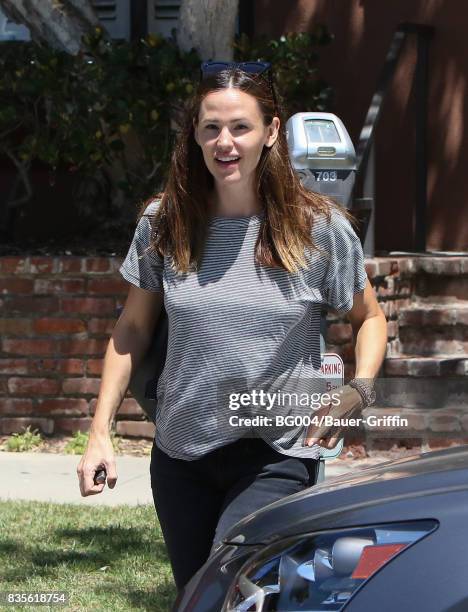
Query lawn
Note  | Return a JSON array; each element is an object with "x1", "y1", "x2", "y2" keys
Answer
[{"x1": 0, "y1": 500, "x2": 177, "y2": 611}]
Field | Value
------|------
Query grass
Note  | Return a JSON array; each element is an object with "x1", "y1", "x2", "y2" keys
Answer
[{"x1": 0, "y1": 500, "x2": 177, "y2": 611}]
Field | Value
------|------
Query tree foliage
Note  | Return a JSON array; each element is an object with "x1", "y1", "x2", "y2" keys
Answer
[{"x1": 0, "y1": 30, "x2": 200, "y2": 240}]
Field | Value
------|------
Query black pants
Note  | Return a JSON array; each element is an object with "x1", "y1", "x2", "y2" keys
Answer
[{"x1": 149, "y1": 435, "x2": 319, "y2": 591}]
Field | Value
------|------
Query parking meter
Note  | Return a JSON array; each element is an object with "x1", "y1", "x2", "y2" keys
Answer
[
  {"x1": 287, "y1": 112, "x2": 357, "y2": 470},
  {"x1": 286, "y1": 112, "x2": 357, "y2": 208},
  {"x1": 286, "y1": 111, "x2": 358, "y2": 349}
]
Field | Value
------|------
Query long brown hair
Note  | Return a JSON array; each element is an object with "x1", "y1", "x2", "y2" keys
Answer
[{"x1": 138, "y1": 67, "x2": 358, "y2": 274}]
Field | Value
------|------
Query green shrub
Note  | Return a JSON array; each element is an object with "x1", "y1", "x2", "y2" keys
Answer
[
  {"x1": 4, "y1": 426, "x2": 43, "y2": 452},
  {"x1": 1, "y1": 30, "x2": 200, "y2": 236},
  {"x1": 234, "y1": 27, "x2": 334, "y2": 116},
  {"x1": 63, "y1": 430, "x2": 122, "y2": 455},
  {"x1": 63, "y1": 430, "x2": 90, "y2": 455},
  {"x1": 1, "y1": 27, "x2": 333, "y2": 240}
]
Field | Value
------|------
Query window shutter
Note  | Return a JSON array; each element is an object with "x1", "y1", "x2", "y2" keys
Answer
[
  {"x1": 147, "y1": 0, "x2": 181, "y2": 38},
  {"x1": 92, "y1": 0, "x2": 130, "y2": 41}
]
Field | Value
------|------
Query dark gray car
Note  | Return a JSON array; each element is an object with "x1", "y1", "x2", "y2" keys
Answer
[{"x1": 173, "y1": 445, "x2": 468, "y2": 612}]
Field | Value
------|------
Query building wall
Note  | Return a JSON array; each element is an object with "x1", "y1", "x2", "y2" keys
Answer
[{"x1": 255, "y1": 0, "x2": 468, "y2": 253}]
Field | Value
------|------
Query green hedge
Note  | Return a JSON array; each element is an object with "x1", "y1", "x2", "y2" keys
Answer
[{"x1": 0, "y1": 26, "x2": 333, "y2": 240}]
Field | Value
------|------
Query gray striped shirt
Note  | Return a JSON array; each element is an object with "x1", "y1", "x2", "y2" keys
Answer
[{"x1": 119, "y1": 200, "x2": 368, "y2": 460}]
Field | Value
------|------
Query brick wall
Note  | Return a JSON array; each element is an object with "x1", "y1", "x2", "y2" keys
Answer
[
  {"x1": 0, "y1": 255, "x2": 155, "y2": 439},
  {"x1": 1, "y1": 254, "x2": 455, "y2": 448},
  {"x1": 326, "y1": 258, "x2": 413, "y2": 379}
]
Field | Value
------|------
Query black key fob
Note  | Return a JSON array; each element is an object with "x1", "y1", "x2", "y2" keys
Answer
[{"x1": 94, "y1": 468, "x2": 107, "y2": 485}]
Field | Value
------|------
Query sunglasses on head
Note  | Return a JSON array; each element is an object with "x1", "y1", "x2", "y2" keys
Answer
[{"x1": 199, "y1": 61, "x2": 278, "y2": 110}]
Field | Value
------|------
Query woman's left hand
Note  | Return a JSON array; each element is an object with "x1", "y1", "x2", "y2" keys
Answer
[{"x1": 303, "y1": 385, "x2": 364, "y2": 450}]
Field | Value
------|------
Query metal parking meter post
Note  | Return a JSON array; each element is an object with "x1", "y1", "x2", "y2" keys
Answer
[
  {"x1": 362, "y1": 140, "x2": 375, "y2": 257},
  {"x1": 353, "y1": 197, "x2": 374, "y2": 256}
]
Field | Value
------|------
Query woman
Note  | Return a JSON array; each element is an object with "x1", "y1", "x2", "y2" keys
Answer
[{"x1": 77, "y1": 61, "x2": 388, "y2": 594}]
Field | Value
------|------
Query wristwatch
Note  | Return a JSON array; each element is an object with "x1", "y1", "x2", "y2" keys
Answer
[{"x1": 348, "y1": 378, "x2": 376, "y2": 408}]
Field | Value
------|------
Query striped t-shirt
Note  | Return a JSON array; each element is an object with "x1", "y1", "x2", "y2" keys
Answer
[{"x1": 119, "y1": 200, "x2": 368, "y2": 461}]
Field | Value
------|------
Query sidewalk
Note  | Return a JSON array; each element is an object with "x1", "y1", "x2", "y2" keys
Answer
[
  {"x1": 0, "y1": 452, "x2": 153, "y2": 507},
  {"x1": 0, "y1": 451, "x2": 390, "y2": 507}
]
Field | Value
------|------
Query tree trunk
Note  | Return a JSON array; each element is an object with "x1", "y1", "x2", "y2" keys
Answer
[
  {"x1": 0, "y1": 0, "x2": 102, "y2": 54},
  {"x1": 177, "y1": 0, "x2": 239, "y2": 61}
]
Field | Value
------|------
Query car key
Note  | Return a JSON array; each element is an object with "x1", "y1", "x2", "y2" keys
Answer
[{"x1": 94, "y1": 468, "x2": 107, "y2": 485}]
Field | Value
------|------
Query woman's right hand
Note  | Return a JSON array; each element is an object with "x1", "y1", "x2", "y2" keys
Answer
[{"x1": 76, "y1": 432, "x2": 118, "y2": 496}]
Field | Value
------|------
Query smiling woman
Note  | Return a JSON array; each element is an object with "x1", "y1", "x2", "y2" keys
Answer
[
  {"x1": 193, "y1": 89, "x2": 280, "y2": 213},
  {"x1": 77, "y1": 60, "x2": 387, "y2": 602}
]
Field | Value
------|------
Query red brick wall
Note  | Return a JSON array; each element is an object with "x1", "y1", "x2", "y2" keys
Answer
[
  {"x1": 0, "y1": 254, "x2": 405, "y2": 440},
  {"x1": 327, "y1": 258, "x2": 413, "y2": 380},
  {"x1": 0, "y1": 255, "x2": 154, "y2": 439}
]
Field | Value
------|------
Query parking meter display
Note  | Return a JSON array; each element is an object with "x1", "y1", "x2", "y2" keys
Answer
[{"x1": 305, "y1": 119, "x2": 341, "y2": 143}]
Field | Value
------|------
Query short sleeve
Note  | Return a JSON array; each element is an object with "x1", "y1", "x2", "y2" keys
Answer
[
  {"x1": 322, "y1": 209, "x2": 368, "y2": 315},
  {"x1": 119, "y1": 200, "x2": 164, "y2": 293}
]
